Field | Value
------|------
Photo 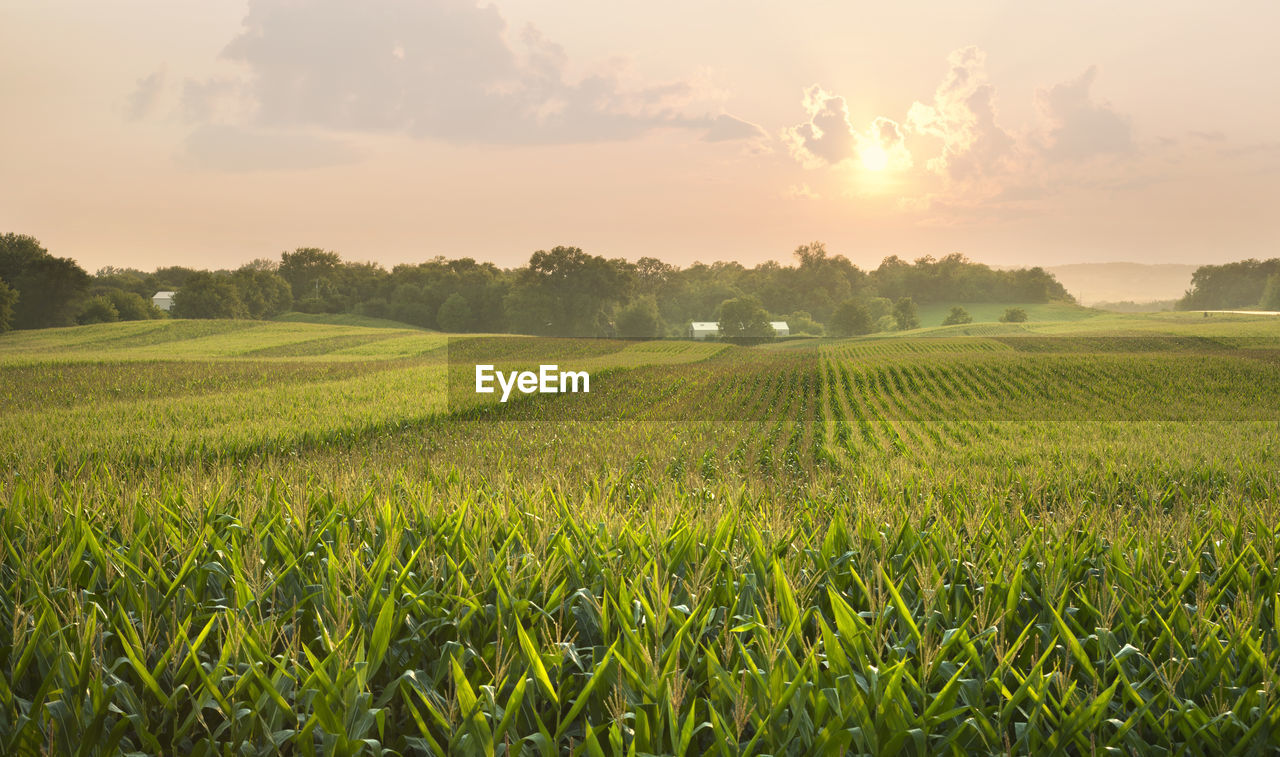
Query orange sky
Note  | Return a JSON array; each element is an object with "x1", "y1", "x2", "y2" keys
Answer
[{"x1": 2, "y1": 1, "x2": 1277, "y2": 272}]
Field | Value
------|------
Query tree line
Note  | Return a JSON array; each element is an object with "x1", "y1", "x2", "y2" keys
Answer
[
  {"x1": 1176, "y1": 258, "x2": 1280, "y2": 311},
  {"x1": 1, "y1": 232, "x2": 1074, "y2": 335}
]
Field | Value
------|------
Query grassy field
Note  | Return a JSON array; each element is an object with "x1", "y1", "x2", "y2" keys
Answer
[{"x1": 2, "y1": 314, "x2": 1280, "y2": 754}]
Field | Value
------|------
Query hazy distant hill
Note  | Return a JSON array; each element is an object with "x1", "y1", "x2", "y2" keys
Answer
[{"x1": 1045, "y1": 263, "x2": 1199, "y2": 306}]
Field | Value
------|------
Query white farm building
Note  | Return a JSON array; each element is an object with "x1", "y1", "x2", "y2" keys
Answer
[
  {"x1": 688, "y1": 322, "x2": 720, "y2": 340},
  {"x1": 687, "y1": 320, "x2": 789, "y2": 340},
  {"x1": 152, "y1": 291, "x2": 175, "y2": 312}
]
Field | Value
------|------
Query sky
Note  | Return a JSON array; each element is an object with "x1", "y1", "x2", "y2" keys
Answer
[{"x1": 2, "y1": 0, "x2": 1278, "y2": 273}]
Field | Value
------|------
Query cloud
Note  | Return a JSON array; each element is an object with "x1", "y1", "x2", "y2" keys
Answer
[
  {"x1": 906, "y1": 46, "x2": 1017, "y2": 180},
  {"x1": 125, "y1": 69, "x2": 166, "y2": 121},
  {"x1": 193, "y1": 0, "x2": 747, "y2": 146},
  {"x1": 1034, "y1": 66, "x2": 1133, "y2": 160},
  {"x1": 703, "y1": 114, "x2": 768, "y2": 143},
  {"x1": 782, "y1": 85, "x2": 857, "y2": 166}
]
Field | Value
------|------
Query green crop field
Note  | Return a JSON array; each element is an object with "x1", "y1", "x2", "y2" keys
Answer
[{"x1": 3, "y1": 313, "x2": 1280, "y2": 755}]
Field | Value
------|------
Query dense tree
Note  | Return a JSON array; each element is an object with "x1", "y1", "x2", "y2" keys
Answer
[
  {"x1": 173, "y1": 272, "x2": 248, "y2": 319},
  {"x1": 0, "y1": 234, "x2": 91, "y2": 329},
  {"x1": 103, "y1": 290, "x2": 161, "y2": 321},
  {"x1": 504, "y1": 247, "x2": 632, "y2": 336},
  {"x1": 717, "y1": 296, "x2": 774, "y2": 340},
  {"x1": 0, "y1": 277, "x2": 16, "y2": 333},
  {"x1": 279, "y1": 248, "x2": 343, "y2": 302},
  {"x1": 830, "y1": 300, "x2": 873, "y2": 336},
  {"x1": 893, "y1": 297, "x2": 920, "y2": 330},
  {"x1": 6, "y1": 237, "x2": 1088, "y2": 336},
  {"x1": 436, "y1": 293, "x2": 473, "y2": 332},
  {"x1": 1260, "y1": 274, "x2": 1280, "y2": 311},
  {"x1": 783, "y1": 310, "x2": 823, "y2": 336},
  {"x1": 231, "y1": 268, "x2": 293, "y2": 318},
  {"x1": 77, "y1": 295, "x2": 120, "y2": 324},
  {"x1": 1178, "y1": 259, "x2": 1280, "y2": 310},
  {"x1": 616, "y1": 296, "x2": 662, "y2": 338},
  {"x1": 942, "y1": 306, "x2": 973, "y2": 325}
]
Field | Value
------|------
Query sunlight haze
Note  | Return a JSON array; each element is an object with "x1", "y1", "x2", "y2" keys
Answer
[{"x1": 2, "y1": 0, "x2": 1276, "y2": 272}]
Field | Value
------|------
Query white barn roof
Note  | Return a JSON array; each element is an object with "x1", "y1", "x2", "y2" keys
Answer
[{"x1": 690, "y1": 322, "x2": 719, "y2": 330}]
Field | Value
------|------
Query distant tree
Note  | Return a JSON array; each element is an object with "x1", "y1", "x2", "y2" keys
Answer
[
  {"x1": 153, "y1": 266, "x2": 201, "y2": 290},
  {"x1": 893, "y1": 297, "x2": 920, "y2": 330},
  {"x1": 1000, "y1": 307, "x2": 1029, "y2": 323},
  {"x1": 0, "y1": 277, "x2": 16, "y2": 332},
  {"x1": 279, "y1": 248, "x2": 342, "y2": 301},
  {"x1": 717, "y1": 296, "x2": 774, "y2": 340},
  {"x1": 1178, "y1": 258, "x2": 1280, "y2": 310},
  {"x1": 942, "y1": 306, "x2": 973, "y2": 325},
  {"x1": 874, "y1": 314, "x2": 897, "y2": 332},
  {"x1": 830, "y1": 300, "x2": 873, "y2": 336},
  {"x1": 1261, "y1": 274, "x2": 1280, "y2": 311},
  {"x1": 504, "y1": 247, "x2": 631, "y2": 336},
  {"x1": 77, "y1": 295, "x2": 120, "y2": 324},
  {"x1": 616, "y1": 295, "x2": 662, "y2": 337},
  {"x1": 784, "y1": 310, "x2": 823, "y2": 336},
  {"x1": 0, "y1": 233, "x2": 91, "y2": 329},
  {"x1": 865, "y1": 297, "x2": 893, "y2": 321},
  {"x1": 104, "y1": 289, "x2": 162, "y2": 320},
  {"x1": 231, "y1": 268, "x2": 292, "y2": 318},
  {"x1": 173, "y1": 272, "x2": 248, "y2": 319},
  {"x1": 436, "y1": 292, "x2": 474, "y2": 332}
]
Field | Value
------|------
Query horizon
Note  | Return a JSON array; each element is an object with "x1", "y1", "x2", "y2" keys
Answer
[{"x1": 3, "y1": 1, "x2": 1277, "y2": 272}]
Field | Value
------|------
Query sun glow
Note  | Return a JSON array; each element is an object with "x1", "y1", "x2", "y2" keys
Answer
[{"x1": 860, "y1": 144, "x2": 889, "y2": 171}]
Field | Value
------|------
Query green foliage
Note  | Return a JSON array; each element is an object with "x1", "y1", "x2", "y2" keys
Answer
[
  {"x1": 436, "y1": 292, "x2": 474, "y2": 332},
  {"x1": 616, "y1": 295, "x2": 662, "y2": 338},
  {"x1": 279, "y1": 247, "x2": 343, "y2": 302},
  {"x1": 76, "y1": 294, "x2": 120, "y2": 324},
  {"x1": 0, "y1": 233, "x2": 91, "y2": 328},
  {"x1": 231, "y1": 267, "x2": 293, "y2": 318},
  {"x1": 893, "y1": 297, "x2": 920, "y2": 330},
  {"x1": 783, "y1": 309, "x2": 823, "y2": 336},
  {"x1": 942, "y1": 305, "x2": 973, "y2": 325},
  {"x1": 1260, "y1": 273, "x2": 1280, "y2": 310},
  {"x1": 5, "y1": 318, "x2": 1280, "y2": 753},
  {"x1": 105, "y1": 289, "x2": 163, "y2": 320},
  {"x1": 717, "y1": 296, "x2": 774, "y2": 340},
  {"x1": 173, "y1": 272, "x2": 249, "y2": 319},
  {"x1": 1000, "y1": 307, "x2": 1029, "y2": 323},
  {"x1": 1179, "y1": 257, "x2": 1280, "y2": 310},
  {"x1": 0, "y1": 277, "x2": 15, "y2": 332},
  {"x1": 505, "y1": 246, "x2": 631, "y2": 336},
  {"x1": 830, "y1": 299, "x2": 874, "y2": 336}
]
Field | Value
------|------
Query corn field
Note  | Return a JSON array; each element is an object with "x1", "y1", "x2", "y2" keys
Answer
[{"x1": 1, "y1": 318, "x2": 1279, "y2": 754}]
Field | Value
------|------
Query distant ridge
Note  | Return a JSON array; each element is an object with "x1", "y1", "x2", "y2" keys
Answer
[{"x1": 1044, "y1": 263, "x2": 1199, "y2": 306}]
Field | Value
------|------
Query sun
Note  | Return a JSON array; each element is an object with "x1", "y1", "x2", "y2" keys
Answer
[{"x1": 860, "y1": 144, "x2": 889, "y2": 172}]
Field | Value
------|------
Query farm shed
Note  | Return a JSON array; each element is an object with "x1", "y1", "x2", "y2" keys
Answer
[
  {"x1": 770, "y1": 321, "x2": 790, "y2": 337},
  {"x1": 152, "y1": 291, "x2": 175, "y2": 312},
  {"x1": 688, "y1": 322, "x2": 720, "y2": 340}
]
